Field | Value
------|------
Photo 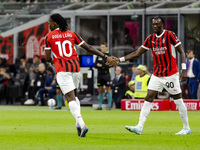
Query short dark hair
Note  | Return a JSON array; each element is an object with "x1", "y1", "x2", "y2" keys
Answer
[
  {"x1": 20, "y1": 56, "x2": 25, "y2": 60},
  {"x1": 101, "y1": 42, "x2": 107, "y2": 47},
  {"x1": 46, "y1": 66, "x2": 54, "y2": 73},
  {"x1": 187, "y1": 50, "x2": 194, "y2": 54},
  {"x1": 50, "y1": 13, "x2": 68, "y2": 32},
  {"x1": 33, "y1": 55, "x2": 40, "y2": 59},
  {"x1": 0, "y1": 65, "x2": 6, "y2": 69},
  {"x1": 152, "y1": 16, "x2": 165, "y2": 25}
]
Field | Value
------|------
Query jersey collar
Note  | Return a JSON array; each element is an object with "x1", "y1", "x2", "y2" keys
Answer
[{"x1": 156, "y1": 30, "x2": 165, "y2": 38}]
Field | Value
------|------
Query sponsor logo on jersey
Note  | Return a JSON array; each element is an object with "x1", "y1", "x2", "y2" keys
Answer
[{"x1": 152, "y1": 47, "x2": 167, "y2": 55}]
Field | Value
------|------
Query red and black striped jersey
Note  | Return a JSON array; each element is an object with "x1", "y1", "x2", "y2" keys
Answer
[
  {"x1": 45, "y1": 28, "x2": 84, "y2": 73},
  {"x1": 142, "y1": 30, "x2": 181, "y2": 77}
]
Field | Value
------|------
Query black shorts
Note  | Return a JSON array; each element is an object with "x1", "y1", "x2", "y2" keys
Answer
[{"x1": 97, "y1": 74, "x2": 111, "y2": 87}]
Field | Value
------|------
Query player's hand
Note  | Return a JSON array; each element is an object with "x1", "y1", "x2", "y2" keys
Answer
[
  {"x1": 180, "y1": 70, "x2": 187, "y2": 82},
  {"x1": 97, "y1": 63, "x2": 102, "y2": 67},
  {"x1": 106, "y1": 56, "x2": 119, "y2": 67},
  {"x1": 111, "y1": 56, "x2": 120, "y2": 66},
  {"x1": 51, "y1": 79, "x2": 56, "y2": 85},
  {"x1": 45, "y1": 87, "x2": 52, "y2": 90}
]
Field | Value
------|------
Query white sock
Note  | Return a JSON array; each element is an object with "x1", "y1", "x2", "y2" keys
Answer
[
  {"x1": 138, "y1": 101, "x2": 152, "y2": 130},
  {"x1": 75, "y1": 97, "x2": 81, "y2": 126},
  {"x1": 69, "y1": 100, "x2": 85, "y2": 128},
  {"x1": 75, "y1": 97, "x2": 81, "y2": 111},
  {"x1": 174, "y1": 98, "x2": 190, "y2": 129}
]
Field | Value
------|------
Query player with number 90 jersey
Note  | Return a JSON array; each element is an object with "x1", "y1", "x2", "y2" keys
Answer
[
  {"x1": 45, "y1": 28, "x2": 84, "y2": 73},
  {"x1": 142, "y1": 30, "x2": 181, "y2": 77}
]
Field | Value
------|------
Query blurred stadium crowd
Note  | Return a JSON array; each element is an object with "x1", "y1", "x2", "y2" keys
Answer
[{"x1": 0, "y1": 52, "x2": 199, "y2": 108}]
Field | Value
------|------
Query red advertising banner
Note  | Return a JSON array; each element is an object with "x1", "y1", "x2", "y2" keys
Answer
[
  {"x1": 171, "y1": 100, "x2": 199, "y2": 111},
  {"x1": 121, "y1": 99, "x2": 171, "y2": 111},
  {"x1": 121, "y1": 99, "x2": 200, "y2": 111},
  {"x1": 18, "y1": 22, "x2": 48, "y2": 60},
  {"x1": 0, "y1": 35, "x2": 14, "y2": 64}
]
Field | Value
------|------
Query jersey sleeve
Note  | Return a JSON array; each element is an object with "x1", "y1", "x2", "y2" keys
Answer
[
  {"x1": 141, "y1": 35, "x2": 151, "y2": 50},
  {"x1": 169, "y1": 31, "x2": 181, "y2": 47},
  {"x1": 74, "y1": 32, "x2": 84, "y2": 46},
  {"x1": 44, "y1": 35, "x2": 51, "y2": 50}
]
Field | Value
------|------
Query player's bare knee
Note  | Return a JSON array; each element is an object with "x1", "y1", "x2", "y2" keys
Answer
[
  {"x1": 106, "y1": 86, "x2": 111, "y2": 93},
  {"x1": 145, "y1": 91, "x2": 157, "y2": 102},
  {"x1": 56, "y1": 89, "x2": 62, "y2": 94},
  {"x1": 171, "y1": 93, "x2": 182, "y2": 100},
  {"x1": 98, "y1": 86, "x2": 104, "y2": 93},
  {"x1": 65, "y1": 91, "x2": 76, "y2": 102},
  {"x1": 65, "y1": 95, "x2": 75, "y2": 102},
  {"x1": 145, "y1": 97, "x2": 154, "y2": 102}
]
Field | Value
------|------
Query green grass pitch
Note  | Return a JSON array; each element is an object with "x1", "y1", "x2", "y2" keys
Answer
[{"x1": 0, "y1": 105, "x2": 199, "y2": 150}]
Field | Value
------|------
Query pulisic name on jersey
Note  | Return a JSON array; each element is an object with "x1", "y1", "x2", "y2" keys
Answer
[{"x1": 52, "y1": 33, "x2": 72, "y2": 39}]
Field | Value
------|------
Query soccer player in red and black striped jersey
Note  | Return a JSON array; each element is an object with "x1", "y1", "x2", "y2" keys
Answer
[
  {"x1": 114, "y1": 16, "x2": 190, "y2": 135},
  {"x1": 45, "y1": 13, "x2": 117, "y2": 137}
]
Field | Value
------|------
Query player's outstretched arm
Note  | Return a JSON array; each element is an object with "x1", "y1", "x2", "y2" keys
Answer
[
  {"x1": 80, "y1": 42, "x2": 118, "y2": 66},
  {"x1": 118, "y1": 47, "x2": 147, "y2": 63},
  {"x1": 176, "y1": 45, "x2": 187, "y2": 82}
]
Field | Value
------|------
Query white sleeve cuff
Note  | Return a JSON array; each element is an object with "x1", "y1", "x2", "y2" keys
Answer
[
  {"x1": 182, "y1": 63, "x2": 186, "y2": 70},
  {"x1": 141, "y1": 45, "x2": 149, "y2": 50},
  {"x1": 45, "y1": 47, "x2": 51, "y2": 50},
  {"x1": 119, "y1": 57, "x2": 125, "y2": 62},
  {"x1": 78, "y1": 41, "x2": 85, "y2": 46},
  {"x1": 175, "y1": 42, "x2": 181, "y2": 47}
]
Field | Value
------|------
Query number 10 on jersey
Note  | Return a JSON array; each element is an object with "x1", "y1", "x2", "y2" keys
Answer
[{"x1": 55, "y1": 40, "x2": 73, "y2": 57}]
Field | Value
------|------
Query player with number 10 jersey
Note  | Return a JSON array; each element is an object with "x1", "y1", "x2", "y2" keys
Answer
[
  {"x1": 44, "y1": 13, "x2": 116, "y2": 137},
  {"x1": 45, "y1": 29, "x2": 83, "y2": 73}
]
